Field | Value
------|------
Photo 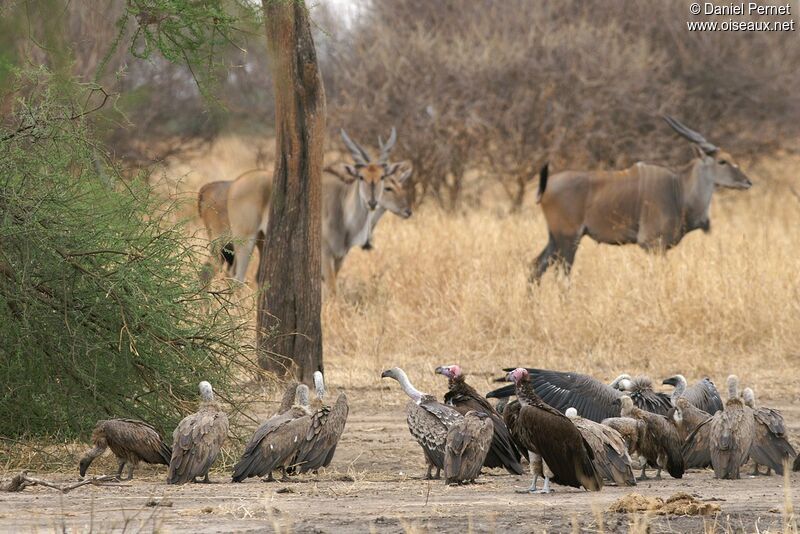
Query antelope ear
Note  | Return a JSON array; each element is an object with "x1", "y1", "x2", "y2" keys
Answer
[
  {"x1": 692, "y1": 144, "x2": 715, "y2": 159},
  {"x1": 397, "y1": 166, "x2": 413, "y2": 183},
  {"x1": 383, "y1": 162, "x2": 402, "y2": 177},
  {"x1": 343, "y1": 165, "x2": 360, "y2": 180}
]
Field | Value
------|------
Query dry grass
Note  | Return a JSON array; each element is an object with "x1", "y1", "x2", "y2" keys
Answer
[{"x1": 165, "y1": 135, "x2": 800, "y2": 408}]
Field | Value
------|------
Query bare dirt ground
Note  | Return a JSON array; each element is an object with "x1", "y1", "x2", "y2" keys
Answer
[{"x1": 2, "y1": 387, "x2": 799, "y2": 533}]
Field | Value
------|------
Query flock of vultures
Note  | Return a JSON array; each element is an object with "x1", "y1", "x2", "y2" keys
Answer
[
  {"x1": 79, "y1": 366, "x2": 800, "y2": 492},
  {"x1": 75, "y1": 114, "x2": 786, "y2": 493}
]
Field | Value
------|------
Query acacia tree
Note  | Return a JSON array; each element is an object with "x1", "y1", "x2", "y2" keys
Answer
[{"x1": 256, "y1": 0, "x2": 325, "y2": 382}]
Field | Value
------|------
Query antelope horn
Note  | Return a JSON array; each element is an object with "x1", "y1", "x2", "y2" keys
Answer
[
  {"x1": 662, "y1": 115, "x2": 718, "y2": 154},
  {"x1": 378, "y1": 127, "x2": 397, "y2": 164},
  {"x1": 340, "y1": 129, "x2": 370, "y2": 166}
]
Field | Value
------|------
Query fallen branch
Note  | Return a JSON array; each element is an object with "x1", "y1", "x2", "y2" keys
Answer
[{"x1": 0, "y1": 472, "x2": 127, "y2": 493}]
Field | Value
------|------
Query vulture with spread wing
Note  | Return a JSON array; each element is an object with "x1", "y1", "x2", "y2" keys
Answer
[
  {"x1": 167, "y1": 381, "x2": 229, "y2": 484},
  {"x1": 435, "y1": 364, "x2": 524, "y2": 475},
  {"x1": 663, "y1": 375, "x2": 723, "y2": 415},
  {"x1": 382, "y1": 367, "x2": 463, "y2": 479},
  {"x1": 79, "y1": 419, "x2": 171, "y2": 479},
  {"x1": 231, "y1": 385, "x2": 312, "y2": 483},
  {"x1": 505, "y1": 368, "x2": 602, "y2": 493},
  {"x1": 615, "y1": 376, "x2": 673, "y2": 416}
]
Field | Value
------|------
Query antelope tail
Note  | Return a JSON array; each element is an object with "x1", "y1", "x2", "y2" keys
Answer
[{"x1": 536, "y1": 162, "x2": 549, "y2": 204}]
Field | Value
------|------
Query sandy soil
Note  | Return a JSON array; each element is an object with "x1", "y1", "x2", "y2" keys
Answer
[{"x1": 2, "y1": 391, "x2": 799, "y2": 533}]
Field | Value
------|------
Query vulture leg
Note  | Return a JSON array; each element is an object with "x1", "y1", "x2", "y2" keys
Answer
[
  {"x1": 638, "y1": 464, "x2": 649, "y2": 480},
  {"x1": 125, "y1": 464, "x2": 135, "y2": 481},
  {"x1": 115, "y1": 459, "x2": 126, "y2": 480},
  {"x1": 201, "y1": 473, "x2": 210, "y2": 483},
  {"x1": 280, "y1": 468, "x2": 290, "y2": 482},
  {"x1": 751, "y1": 464, "x2": 761, "y2": 476},
  {"x1": 533, "y1": 461, "x2": 554, "y2": 494},
  {"x1": 263, "y1": 472, "x2": 275, "y2": 483},
  {"x1": 434, "y1": 467, "x2": 441, "y2": 480},
  {"x1": 527, "y1": 452, "x2": 540, "y2": 493},
  {"x1": 654, "y1": 468, "x2": 662, "y2": 480},
  {"x1": 425, "y1": 463, "x2": 434, "y2": 480}
]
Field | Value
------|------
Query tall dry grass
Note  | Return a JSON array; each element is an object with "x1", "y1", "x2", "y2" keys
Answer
[{"x1": 167, "y1": 136, "x2": 800, "y2": 406}]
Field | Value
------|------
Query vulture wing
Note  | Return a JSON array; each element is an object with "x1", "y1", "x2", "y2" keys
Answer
[
  {"x1": 574, "y1": 418, "x2": 636, "y2": 486},
  {"x1": 643, "y1": 413, "x2": 684, "y2": 478},
  {"x1": 294, "y1": 393, "x2": 350, "y2": 472},
  {"x1": 709, "y1": 406, "x2": 754, "y2": 479},
  {"x1": 232, "y1": 410, "x2": 311, "y2": 482},
  {"x1": 750, "y1": 408, "x2": 796, "y2": 475},
  {"x1": 627, "y1": 377, "x2": 673, "y2": 416},
  {"x1": 684, "y1": 378, "x2": 724, "y2": 414},
  {"x1": 168, "y1": 407, "x2": 229, "y2": 484},
  {"x1": 407, "y1": 399, "x2": 461, "y2": 470},
  {"x1": 682, "y1": 417, "x2": 713, "y2": 468},
  {"x1": 490, "y1": 368, "x2": 621, "y2": 423},
  {"x1": 104, "y1": 419, "x2": 172, "y2": 465}
]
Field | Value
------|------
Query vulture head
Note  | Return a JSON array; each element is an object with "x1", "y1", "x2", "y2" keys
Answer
[
  {"x1": 78, "y1": 455, "x2": 92, "y2": 477},
  {"x1": 506, "y1": 367, "x2": 529, "y2": 384},
  {"x1": 609, "y1": 373, "x2": 633, "y2": 389},
  {"x1": 296, "y1": 384, "x2": 310, "y2": 407},
  {"x1": 662, "y1": 374, "x2": 687, "y2": 388},
  {"x1": 565, "y1": 407, "x2": 578, "y2": 419},
  {"x1": 434, "y1": 364, "x2": 462, "y2": 379},
  {"x1": 313, "y1": 371, "x2": 326, "y2": 401},
  {"x1": 741, "y1": 387, "x2": 755, "y2": 408},
  {"x1": 381, "y1": 367, "x2": 424, "y2": 402},
  {"x1": 199, "y1": 381, "x2": 215, "y2": 402}
]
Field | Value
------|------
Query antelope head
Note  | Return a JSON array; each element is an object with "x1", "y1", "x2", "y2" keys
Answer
[
  {"x1": 340, "y1": 128, "x2": 402, "y2": 211},
  {"x1": 380, "y1": 162, "x2": 414, "y2": 218},
  {"x1": 663, "y1": 115, "x2": 752, "y2": 190}
]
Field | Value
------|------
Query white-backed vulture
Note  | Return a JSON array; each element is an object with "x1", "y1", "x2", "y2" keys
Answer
[
  {"x1": 686, "y1": 375, "x2": 754, "y2": 479},
  {"x1": 742, "y1": 387, "x2": 796, "y2": 476},
  {"x1": 487, "y1": 368, "x2": 672, "y2": 422},
  {"x1": 292, "y1": 371, "x2": 350, "y2": 474},
  {"x1": 662, "y1": 375, "x2": 723, "y2": 414},
  {"x1": 505, "y1": 368, "x2": 602, "y2": 493},
  {"x1": 231, "y1": 385, "x2": 312, "y2": 483},
  {"x1": 601, "y1": 417, "x2": 643, "y2": 460},
  {"x1": 167, "y1": 381, "x2": 229, "y2": 484},
  {"x1": 381, "y1": 367, "x2": 463, "y2": 479},
  {"x1": 79, "y1": 419, "x2": 172, "y2": 479},
  {"x1": 435, "y1": 364, "x2": 524, "y2": 475},
  {"x1": 617, "y1": 395, "x2": 684, "y2": 480},
  {"x1": 444, "y1": 410, "x2": 494, "y2": 484},
  {"x1": 566, "y1": 408, "x2": 636, "y2": 486},
  {"x1": 616, "y1": 376, "x2": 673, "y2": 416},
  {"x1": 671, "y1": 397, "x2": 711, "y2": 441}
]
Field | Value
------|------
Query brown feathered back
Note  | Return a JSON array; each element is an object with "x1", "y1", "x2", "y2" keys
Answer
[
  {"x1": 168, "y1": 399, "x2": 228, "y2": 484},
  {"x1": 79, "y1": 419, "x2": 171, "y2": 477},
  {"x1": 709, "y1": 397, "x2": 754, "y2": 479},
  {"x1": 444, "y1": 411, "x2": 494, "y2": 484}
]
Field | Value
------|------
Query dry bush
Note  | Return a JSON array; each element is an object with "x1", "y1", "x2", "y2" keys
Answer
[{"x1": 322, "y1": 0, "x2": 800, "y2": 209}]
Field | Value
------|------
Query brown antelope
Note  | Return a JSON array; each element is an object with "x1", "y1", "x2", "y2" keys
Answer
[
  {"x1": 530, "y1": 116, "x2": 752, "y2": 283},
  {"x1": 197, "y1": 129, "x2": 412, "y2": 287}
]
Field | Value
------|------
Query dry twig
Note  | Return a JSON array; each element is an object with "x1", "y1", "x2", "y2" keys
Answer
[{"x1": 0, "y1": 471, "x2": 127, "y2": 493}]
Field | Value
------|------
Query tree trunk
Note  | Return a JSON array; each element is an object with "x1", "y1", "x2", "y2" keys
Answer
[{"x1": 256, "y1": 0, "x2": 325, "y2": 383}]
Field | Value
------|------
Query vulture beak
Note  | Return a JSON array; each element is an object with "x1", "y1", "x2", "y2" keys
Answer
[
  {"x1": 662, "y1": 376, "x2": 678, "y2": 386},
  {"x1": 380, "y1": 370, "x2": 392, "y2": 379},
  {"x1": 434, "y1": 366, "x2": 445, "y2": 375}
]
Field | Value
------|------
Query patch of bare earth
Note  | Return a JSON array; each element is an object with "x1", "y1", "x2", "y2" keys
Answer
[{"x1": 2, "y1": 393, "x2": 799, "y2": 533}]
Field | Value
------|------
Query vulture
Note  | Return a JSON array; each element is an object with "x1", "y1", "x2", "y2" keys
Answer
[
  {"x1": 381, "y1": 367, "x2": 463, "y2": 479},
  {"x1": 615, "y1": 376, "x2": 673, "y2": 416},
  {"x1": 292, "y1": 371, "x2": 350, "y2": 474},
  {"x1": 79, "y1": 419, "x2": 171, "y2": 479},
  {"x1": 565, "y1": 408, "x2": 636, "y2": 486},
  {"x1": 685, "y1": 375, "x2": 754, "y2": 479},
  {"x1": 741, "y1": 387, "x2": 796, "y2": 476},
  {"x1": 167, "y1": 381, "x2": 229, "y2": 484},
  {"x1": 671, "y1": 397, "x2": 712, "y2": 442},
  {"x1": 616, "y1": 395, "x2": 684, "y2": 479},
  {"x1": 504, "y1": 368, "x2": 602, "y2": 493},
  {"x1": 487, "y1": 368, "x2": 670, "y2": 422},
  {"x1": 232, "y1": 384, "x2": 312, "y2": 483},
  {"x1": 601, "y1": 416, "x2": 643, "y2": 464},
  {"x1": 277, "y1": 380, "x2": 300, "y2": 414},
  {"x1": 444, "y1": 410, "x2": 494, "y2": 484},
  {"x1": 662, "y1": 374, "x2": 723, "y2": 414},
  {"x1": 434, "y1": 364, "x2": 524, "y2": 475},
  {"x1": 794, "y1": 454, "x2": 800, "y2": 472}
]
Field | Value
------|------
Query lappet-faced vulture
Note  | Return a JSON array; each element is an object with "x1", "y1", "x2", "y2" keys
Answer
[
  {"x1": 615, "y1": 395, "x2": 684, "y2": 480},
  {"x1": 444, "y1": 410, "x2": 494, "y2": 484},
  {"x1": 435, "y1": 364, "x2": 524, "y2": 475},
  {"x1": 615, "y1": 376, "x2": 673, "y2": 416},
  {"x1": 565, "y1": 408, "x2": 636, "y2": 486},
  {"x1": 231, "y1": 385, "x2": 312, "y2": 483},
  {"x1": 487, "y1": 368, "x2": 667, "y2": 422},
  {"x1": 79, "y1": 419, "x2": 171, "y2": 479},
  {"x1": 292, "y1": 371, "x2": 350, "y2": 474},
  {"x1": 685, "y1": 375, "x2": 754, "y2": 479},
  {"x1": 167, "y1": 381, "x2": 229, "y2": 484},
  {"x1": 662, "y1": 374, "x2": 723, "y2": 415},
  {"x1": 741, "y1": 387, "x2": 796, "y2": 476},
  {"x1": 381, "y1": 367, "x2": 463, "y2": 479},
  {"x1": 505, "y1": 368, "x2": 602, "y2": 493}
]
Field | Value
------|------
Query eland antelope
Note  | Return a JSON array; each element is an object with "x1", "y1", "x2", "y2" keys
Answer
[
  {"x1": 197, "y1": 129, "x2": 412, "y2": 290},
  {"x1": 530, "y1": 116, "x2": 751, "y2": 282}
]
